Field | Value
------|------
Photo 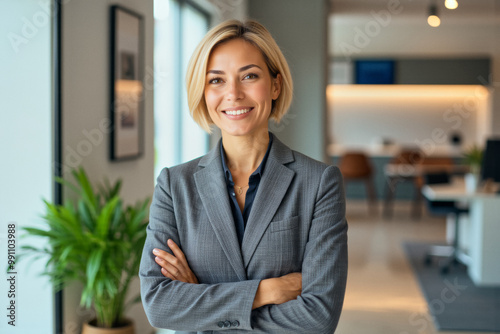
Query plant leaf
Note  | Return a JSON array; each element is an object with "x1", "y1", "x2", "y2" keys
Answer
[
  {"x1": 96, "y1": 196, "x2": 120, "y2": 238},
  {"x1": 86, "y1": 248, "x2": 104, "y2": 292}
]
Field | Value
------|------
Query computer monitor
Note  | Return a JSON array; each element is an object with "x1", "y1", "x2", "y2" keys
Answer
[{"x1": 481, "y1": 139, "x2": 500, "y2": 182}]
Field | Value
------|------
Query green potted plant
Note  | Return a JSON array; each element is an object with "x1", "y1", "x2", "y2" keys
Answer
[
  {"x1": 462, "y1": 145, "x2": 483, "y2": 192},
  {"x1": 22, "y1": 167, "x2": 149, "y2": 333}
]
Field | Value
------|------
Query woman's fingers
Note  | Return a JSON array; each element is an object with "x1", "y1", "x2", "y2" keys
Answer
[
  {"x1": 154, "y1": 248, "x2": 181, "y2": 268},
  {"x1": 154, "y1": 253, "x2": 184, "y2": 280},
  {"x1": 154, "y1": 255, "x2": 180, "y2": 278},
  {"x1": 167, "y1": 239, "x2": 187, "y2": 262},
  {"x1": 152, "y1": 241, "x2": 198, "y2": 284},
  {"x1": 164, "y1": 239, "x2": 198, "y2": 284},
  {"x1": 161, "y1": 267, "x2": 177, "y2": 280}
]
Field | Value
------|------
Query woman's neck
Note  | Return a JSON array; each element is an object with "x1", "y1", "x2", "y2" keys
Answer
[{"x1": 222, "y1": 129, "x2": 270, "y2": 174}]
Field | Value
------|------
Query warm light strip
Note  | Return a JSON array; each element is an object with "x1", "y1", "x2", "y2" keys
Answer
[{"x1": 327, "y1": 85, "x2": 489, "y2": 99}]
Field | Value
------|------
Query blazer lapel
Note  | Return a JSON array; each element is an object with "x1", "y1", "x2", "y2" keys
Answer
[
  {"x1": 194, "y1": 146, "x2": 247, "y2": 281},
  {"x1": 241, "y1": 137, "x2": 295, "y2": 267}
]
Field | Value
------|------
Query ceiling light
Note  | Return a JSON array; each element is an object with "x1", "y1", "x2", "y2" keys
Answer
[
  {"x1": 444, "y1": 0, "x2": 458, "y2": 10},
  {"x1": 428, "y1": 4, "x2": 441, "y2": 27}
]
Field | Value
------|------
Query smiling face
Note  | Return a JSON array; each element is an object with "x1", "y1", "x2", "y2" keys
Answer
[{"x1": 204, "y1": 38, "x2": 281, "y2": 138}]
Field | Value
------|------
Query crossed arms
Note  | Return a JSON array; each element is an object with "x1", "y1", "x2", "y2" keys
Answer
[{"x1": 139, "y1": 165, "x2": 348, "y2": 333}]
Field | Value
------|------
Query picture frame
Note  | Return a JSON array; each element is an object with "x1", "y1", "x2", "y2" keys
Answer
[{"x1": 109, "y1": 5, "x2": 144, "y2": 161}]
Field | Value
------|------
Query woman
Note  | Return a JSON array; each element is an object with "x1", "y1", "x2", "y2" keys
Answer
[{"x1": 139, "y1": 19, "x2": 347, "y2": 334}]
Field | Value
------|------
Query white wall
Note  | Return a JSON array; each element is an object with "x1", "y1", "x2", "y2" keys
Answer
[
  {"x1": 62, "y1": 0, "x2": 154, "y2": 333},
  {"x1": 0, "y1": 0, "x2": 54, "y2": 332},
  {"x1": 328, "y1": 85, "x2": 490, "y2": 155},
  {"x1": 329, "y1": 7, "x2": 500, "y2": 138}
]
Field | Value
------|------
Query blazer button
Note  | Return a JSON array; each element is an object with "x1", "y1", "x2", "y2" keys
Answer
[
  {"x1": 231, "y1": 320, "x2": 240, "y2": 328},
  {"x1": 217, "y1": 321, "x2": 224, "y2": 328},
  {"x1": 224, "y1": 320, "x2": 231, "y2": 328}
]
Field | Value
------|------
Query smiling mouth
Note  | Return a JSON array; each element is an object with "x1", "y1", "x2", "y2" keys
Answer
[{"x1": 223, "y1": 108, "x2": 253, "y2": 116}]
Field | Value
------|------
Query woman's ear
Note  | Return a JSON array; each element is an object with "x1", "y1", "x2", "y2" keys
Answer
[{"x1": 271, "y1": 73, "x2": 282, "y2": 100}]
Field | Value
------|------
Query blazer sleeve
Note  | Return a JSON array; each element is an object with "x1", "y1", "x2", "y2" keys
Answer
[
  {"x1": 139, "y1": 168, "x2": 262, "y2": 332},
  {"x1": 249, "y1": 165, "x2": 348, "y2": 333}
]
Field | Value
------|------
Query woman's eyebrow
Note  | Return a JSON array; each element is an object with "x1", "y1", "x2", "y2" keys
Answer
[
  {"x1": 239, "y1": 64, "x2": 261, "y2": 72},
  {"x1": 207, "y1": 69, "x2": 224, "y2": 75},
  {"x1": 206, "y1": 64, "x2": 262, "y2": 75}
]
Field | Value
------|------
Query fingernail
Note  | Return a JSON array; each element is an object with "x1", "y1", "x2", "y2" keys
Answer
[
  {"x1": 167, "y1": 239, "x2": 173, "y2": 246},
  {"x1": 153, "y1": 249, "x2": 159, "y2": 254},
  {"x1": 155, "y1": 256, "x2": 161, "y2": 262}
]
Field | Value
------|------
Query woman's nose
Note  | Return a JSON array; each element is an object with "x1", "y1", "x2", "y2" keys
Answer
[{"x1": 225, "y1": 80, "x2": 244, "y2": 101}]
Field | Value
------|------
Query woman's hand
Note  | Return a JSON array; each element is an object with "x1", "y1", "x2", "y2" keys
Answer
[
  {"x1": 153, "y1": 239, "x2": 199, "y2": 284},
  {"x1": 252, "y1": 272, "x2": 302, "y2": 309}
]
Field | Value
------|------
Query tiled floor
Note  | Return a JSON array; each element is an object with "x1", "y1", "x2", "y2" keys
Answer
[{"x1": 336, "y1": 200, "x2": 498, "y2": 334}]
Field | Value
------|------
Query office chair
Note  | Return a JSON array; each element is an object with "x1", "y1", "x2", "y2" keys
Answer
[
  {"x1": 423, "y1": 172, "x2": 469, "y2": 274},
  {"x1": 413, "y1": 156, "x2": 455, "y2": 218},
  {"x1": 339, "y1": 151, "x2": 377, "y2": 213},
  {"x1": 383, "y1": 148, "x2": 423, "y2": 219}
]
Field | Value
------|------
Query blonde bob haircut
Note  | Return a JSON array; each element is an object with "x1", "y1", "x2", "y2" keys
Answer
[{"x1": 186, "y1": 19, "x2": 293, "y2": 133}]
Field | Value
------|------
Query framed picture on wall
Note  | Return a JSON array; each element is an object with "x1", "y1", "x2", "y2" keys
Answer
[{"x1": 109, "y1": 5, "x2": 144, "y2": 161}]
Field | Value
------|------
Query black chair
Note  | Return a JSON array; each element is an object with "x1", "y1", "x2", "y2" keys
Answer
[{"x1": 423, "y1": 172, "x2": 469, "y2": 274}]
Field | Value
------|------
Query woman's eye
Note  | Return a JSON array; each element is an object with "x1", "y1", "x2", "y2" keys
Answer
[
  {"x1": 208, "y1": 78, "x2": 223, "y2": 84},
  {"x1": 244, "y1": 73, "x2": 258, "y2": 80}
]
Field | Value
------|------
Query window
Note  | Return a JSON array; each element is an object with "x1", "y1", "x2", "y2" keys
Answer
[{"x1": 154, "y1": 0, "x2": 210, "y2": 178}]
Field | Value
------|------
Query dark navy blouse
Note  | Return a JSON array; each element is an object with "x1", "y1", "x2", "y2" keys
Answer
[{"x1": 220, "y1": 133, "x2": 273, "y2": 245}]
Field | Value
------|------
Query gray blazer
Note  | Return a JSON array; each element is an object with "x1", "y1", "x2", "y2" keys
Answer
[{"x1": 139, "y1": 135, "x2": 348, "y2": 334}]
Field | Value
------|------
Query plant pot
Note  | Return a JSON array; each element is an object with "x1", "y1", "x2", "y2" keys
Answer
[
  {"x1": 82, "y1": 319, "x2": 134, "y2": 334},
  {"x1": 465, "y1": 173, "x2": 479, "y2": 193}
]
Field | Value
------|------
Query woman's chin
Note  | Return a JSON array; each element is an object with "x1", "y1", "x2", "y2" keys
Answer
[{"x1": 221, "y1": 126, "x2": 268, "y2": 138}]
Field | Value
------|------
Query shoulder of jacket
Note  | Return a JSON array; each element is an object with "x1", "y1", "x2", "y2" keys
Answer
[
  {"x1": 168, "y1": 156, "x2": 203, "y2": 176},
  {"x1": 289, "y1": 150, "x2": 332, "y2": 171}
]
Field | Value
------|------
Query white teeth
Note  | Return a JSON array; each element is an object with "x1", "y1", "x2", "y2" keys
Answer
[{"x1": 225, "y1": 108, "x2": 250, "y2": 116}]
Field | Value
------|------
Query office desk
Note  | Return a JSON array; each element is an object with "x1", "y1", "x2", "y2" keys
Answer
[
  {"x1": 384, "y1": 163, "x2": 468, "y2": 219},
  {"x1": 422, "y1": 181, "x2": 500, "y2": 286}
]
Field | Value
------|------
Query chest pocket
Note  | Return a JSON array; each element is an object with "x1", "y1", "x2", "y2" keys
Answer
[
  {"x1": 249, "y1": 216, "x2": 302, "y2": 277},
  {"x1": 270, "y1": 215, "x2": 299, "y2": 232}
]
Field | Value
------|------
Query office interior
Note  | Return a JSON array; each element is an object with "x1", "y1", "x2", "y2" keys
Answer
[{"x1": 1, "y1": 0, "x2": 499, "y2": 333}]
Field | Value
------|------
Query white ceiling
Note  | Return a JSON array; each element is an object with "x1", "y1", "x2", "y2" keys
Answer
[
  {"x1": 328, "y1": 0, "x2": 499, "y2": 57},
  {"x1": 330, "y1": 0, "x2": 500, "y2": 23}
]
